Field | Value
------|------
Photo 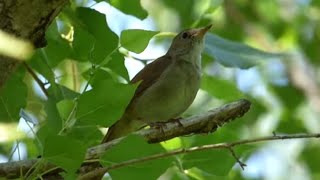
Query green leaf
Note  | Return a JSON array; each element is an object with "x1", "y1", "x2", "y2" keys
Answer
[
  {"x1": 101, "y1": 135, "x2": 172, "y2": 179},
  {"x1": 47, "y1": 84, "x2": 79, "y2": 101},
  {"x1": 107, "y1": 52, "x2": 130, "y2": 81},
  {"x1": 43, "y1": 134, "x2": 86, "y2": 173},
  {"x1": 44, "y1": 98, "x2": 63, "y2": 133},
  {"x1": 276, "y1": 113, "x2": 307, "y2": 133},
  {"x1": 30, "y1": 22, "x2": 72, "y2": 76},
  {"x1": 120, "y1": 29, "x2": 159, "y2": 53},
  {"x1": 44, "y1": 37, "x2": 72, "y2": 68},
  {"x1": 69, "y1": 126, "x2": 103, "y2": 147},
  {"x1": 82, "y1": 68, "x2": 113, "y2": 87},
  {"x1": 201, "y1": 75, "x2": 243, "y2": 101},
  {"x1": 163, "y1": 0, "x2": 198, "y2": 28},
  {"x1": 204, "y1": 34, "x2": 281, "y2": 68},
  {"x1": 72, "y1": 26, "x2": 95, "y2": 62},
  {"x1": 273, "y1": 85, "x2": 304, "y2": 110},
  {"x1": 36, "y1": 124, "x2": 52, "y2": 153},
  {"x1": 108, "y1": 0, "x2": 148, "y2": 19},
  {"x1": 183, "y1": 149, "x2": 234, "y2": 176},
  {"x1": 76, "y1": 7, "x2": 118, "y2": 63},
  {"x1": 57, "y1": 100, "x2": 75, "y2": 121},
  {"x1": 76, "y1": 79, "x2": 137, "y2": 126},
  {"x1": 182, "y1": 130, "x2": 251, "y2": 176},
  {"x1": 29, "y1": 51, "x2": 55, "y2": 86},
  {"x1": 42, "y1": 85, "x2": 79, "y2": 134},
  {"x1": 301, "y1": 144, "x2": 320, "y2": 178},
  {"x1": 186, "y1": 167, "x2": 221, "y2": 180},
  {"x1": 0, "y1": 66, "x2": 27, "y2": 122},
  {"x1": 82, "y1": 52, "x2": 129, "y2": 85},
  {"x1": 29, "y1": 22, "x2": 71, "y2": 89},
  {"x1": 162, "y1": 166, "x2": 190, "y2": 180}
]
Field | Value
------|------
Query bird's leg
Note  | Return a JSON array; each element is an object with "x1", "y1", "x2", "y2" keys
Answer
[{"x1": 149, "y1": 117, "x2": 184, "y2": 134}]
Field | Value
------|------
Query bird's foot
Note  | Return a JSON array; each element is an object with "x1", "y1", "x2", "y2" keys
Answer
[
  {"x1": 169, "y1": 117, "x2": 184, "y2": 127},
  {"x1": 149, "y1": 122, "x2": 167, "y2": 135}
]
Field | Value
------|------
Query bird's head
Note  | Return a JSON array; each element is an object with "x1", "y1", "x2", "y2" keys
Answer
[{"x1": 167, "y1": 24, "x2": 212, "y2": 57}]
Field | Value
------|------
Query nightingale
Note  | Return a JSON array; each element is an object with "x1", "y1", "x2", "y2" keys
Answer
[{"x1": 102, "y1": 24, "x2": 212, "y2": 143}]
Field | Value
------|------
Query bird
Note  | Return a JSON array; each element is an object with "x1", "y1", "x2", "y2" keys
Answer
[{"x1": 102, "y1": 24, "x2": 212, "y2": 143}]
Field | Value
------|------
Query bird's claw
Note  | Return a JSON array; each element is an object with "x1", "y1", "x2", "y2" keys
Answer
[
  {"x1": 149, "y1": 122, "x2": 167, "y2": 135},
  {"x1": 170, "y1": 117, "x2": 184, "y2": 127}
]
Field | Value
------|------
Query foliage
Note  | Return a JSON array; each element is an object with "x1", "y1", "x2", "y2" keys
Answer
[{"x1": 1, "y1": 0, "x2": 320, "y2": 179}]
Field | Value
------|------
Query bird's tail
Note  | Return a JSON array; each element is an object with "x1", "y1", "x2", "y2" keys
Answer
[{"x1": 101, "y1": 118, "x2": 139, "y2": 143}]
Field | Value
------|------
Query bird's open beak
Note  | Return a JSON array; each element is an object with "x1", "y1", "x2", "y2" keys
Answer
[{"x1": 194, "y1": 24, "x2": 212, "y2": 39}]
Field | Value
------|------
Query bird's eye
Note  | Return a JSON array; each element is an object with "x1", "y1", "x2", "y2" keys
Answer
[{"x1": 182, "y1": 32, "x2": 188, "y2": 39}]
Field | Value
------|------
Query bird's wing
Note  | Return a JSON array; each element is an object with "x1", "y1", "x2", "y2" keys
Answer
[
  {"x1": 103, "y1": 55, "x2": 173, "y2": 143},
  {"x1": 130, "y1": 55, "x2": 173, "y2": 102}
]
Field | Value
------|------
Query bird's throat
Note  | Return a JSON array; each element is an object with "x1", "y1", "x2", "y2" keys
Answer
[{"x1": 179, "y1": 51, "x2": 202, "y2": 72}]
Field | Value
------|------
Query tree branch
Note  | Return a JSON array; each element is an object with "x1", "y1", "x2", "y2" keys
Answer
[
  {"x1": 86, "y1": 99, "x2": 251, "y2": 159},
  {"x1": 23, "y1": 62, "x2": 49, "y2": 98},
  {"x1": 0, "y1": 99, "x2": 251, "y2": 179},
  {"x1": 80, "y1": 133, "x2": 320, "y2": 180}
]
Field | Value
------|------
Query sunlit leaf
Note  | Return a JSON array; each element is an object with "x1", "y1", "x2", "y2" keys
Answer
[
  {"x1": 120, "y1": 29, "x2": 159, "y2": 53},
  {"x1": 57, "y1": 100, "x2": 75, "y2": 121},
  {"x1": 0, "y1": 30, "x2": 34, "y2": 60},
  {"x1": 76, "y1": 79, "x2": 137, "y2": 126},
  {"x1": 107, "y1": 52, "x2": 130, "y2": 81},
  {"x1": 201, "y1": 75, "x2": 243, "y2": 101},
  {"x1": 76, "y1": 7, "x2": 118, "y2": 63},
  {"x1": 109, "y1": 0, "x2": 148, "y2": 19}
]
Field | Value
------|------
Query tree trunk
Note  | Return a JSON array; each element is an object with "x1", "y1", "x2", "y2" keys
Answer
[{"x1": 0, "y1": 0, "x2": 68, "y2": 88}]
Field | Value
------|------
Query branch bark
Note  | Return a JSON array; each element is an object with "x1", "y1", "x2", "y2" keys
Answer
[
  {"x1": 0, "y1": 99, "x2": 251, "y2": 179},
  {"x1": 0, "y1": 0, "x2": 68, "y2": 89}
]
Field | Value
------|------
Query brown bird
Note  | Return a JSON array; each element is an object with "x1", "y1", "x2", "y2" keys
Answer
[{"x1": 102, "y1": 24, "x2": 212, "y2": 143}]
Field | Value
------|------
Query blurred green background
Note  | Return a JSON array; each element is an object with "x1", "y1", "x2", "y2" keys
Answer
[{"x1": 0, "y1": 0, "x2": 320, "y2": 179}]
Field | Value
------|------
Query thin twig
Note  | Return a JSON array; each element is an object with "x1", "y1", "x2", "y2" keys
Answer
[
  {"x1": 23, "y1": 62, "x2": 49, "y2": 97},
  {"x1": 79, "y1": 133, "x2": 320, "y2": 179},
  {"x1": 227, "y1": 147, "x2": 246, "y2": 170}
]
